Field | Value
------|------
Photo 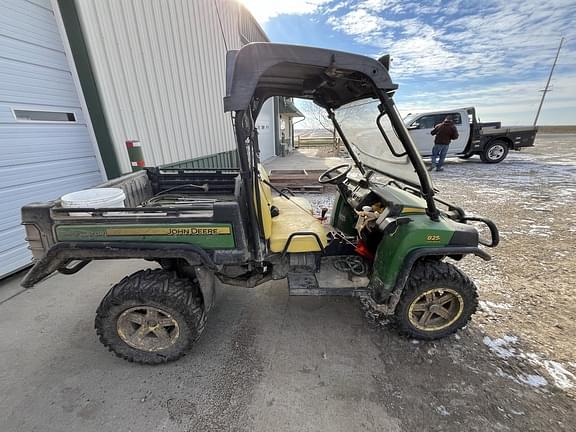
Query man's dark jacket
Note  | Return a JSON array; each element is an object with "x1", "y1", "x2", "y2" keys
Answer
[{"x1": 431, "y1": 121, "x2": 459, "y2": 145}]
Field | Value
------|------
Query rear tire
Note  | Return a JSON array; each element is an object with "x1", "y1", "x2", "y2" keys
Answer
[
  {"x1": 481, "y1": 140, "x2": 509, "y2": 163},
  {"x1": 95, "y1": 269, "x2": 206, "y2": 364},
  {"x1": 395, "y1": 261, "x2": 478, "y2": 340}
]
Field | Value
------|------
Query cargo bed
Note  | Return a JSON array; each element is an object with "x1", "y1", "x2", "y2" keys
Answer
[{"x1": 21, "y1": 167, "x2": 252, "y2": 287}]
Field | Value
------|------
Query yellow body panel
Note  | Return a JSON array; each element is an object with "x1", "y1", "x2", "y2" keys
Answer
[
  {"x1": 269, "y1": 196, "x2": 327, "y2": 253},
  {"x1": 257, "y1": 165, "x2": 327, "y2": 253},
  {"x1": 257, "y1": 181, "x2": 273, "y2": 239}
]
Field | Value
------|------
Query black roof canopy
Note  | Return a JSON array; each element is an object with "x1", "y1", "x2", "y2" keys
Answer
[{"x1": 224, "y1": 43, "x2": 397, "y2": 112}]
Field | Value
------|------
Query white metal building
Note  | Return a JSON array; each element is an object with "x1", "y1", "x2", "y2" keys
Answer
[
  {"x1": 0, "y1": 0, "x2": 273, "y2": 277},
  {"x1": 72, "y1": 0, "x2": 275, "y2": 173},
  {"x1": 0, "y1": 0, "x2": 105, "y2": 277}
]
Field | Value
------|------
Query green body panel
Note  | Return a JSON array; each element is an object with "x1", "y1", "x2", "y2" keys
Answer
[
  {"x1": 331, "y1": 184, "x2": 460, "y2": 297},
  {"x1": 376, "y1": 186, "x2": 428, "y2": 210},
  {"x1": 331, "y1": 194, "x2": 357, "y2": 236},
  {"x1": 331, "y1": 184, "x2": 429, "y2": 237},
  {"x1": 56, "y1": 224, "x2": 235, "y2": 249},
  {"x1": 371, "y1": 214, "x2": 457, "y2": 296}
]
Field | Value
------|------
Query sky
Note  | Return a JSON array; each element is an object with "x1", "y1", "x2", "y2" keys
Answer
[{"x1": 240, "y1": 0, "x2": 576, "y2": 125}]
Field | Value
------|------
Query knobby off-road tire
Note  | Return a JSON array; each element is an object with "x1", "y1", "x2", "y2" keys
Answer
[
  {"x1": 395, "y1": 260, "x2": 478, "y2": 340},
  {"x1": 95, "y1": 269, "x2": 206, "y2": 364},
  {"x1": 480, "y1": 140, "x2": 509, "y2": 163}
]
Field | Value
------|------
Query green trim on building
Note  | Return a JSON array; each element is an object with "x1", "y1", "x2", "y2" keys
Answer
[
  {"x1": 58, "y1": 0, "x2": 122, "y2": 179},
  {"x1": 161, "y1": 150, "x2": 240, "y2": 170}
]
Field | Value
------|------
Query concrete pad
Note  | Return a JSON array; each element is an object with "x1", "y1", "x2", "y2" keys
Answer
[
  {"x1": 264, "y1": 148, "x2": 345, "y2": 171},
  {"x1": 0, "y1": 260, "x2": 401, "y2": 432},
  {"x1": 0, "y1": 270, "x2": 28, "y2": 304}
]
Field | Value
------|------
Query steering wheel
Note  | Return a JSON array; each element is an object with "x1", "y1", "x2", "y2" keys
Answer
[{"x1": 318, "y1": 163, "x2": 352, "y2": 184}]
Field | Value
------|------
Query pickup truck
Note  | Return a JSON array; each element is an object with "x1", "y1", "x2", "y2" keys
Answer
[{"x1": 404, "y1": 107, "x2": 537, "y2": 163}]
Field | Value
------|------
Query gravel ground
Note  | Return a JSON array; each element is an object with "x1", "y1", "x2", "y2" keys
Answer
[
  {"x1": 431, "y1": 135, "x2": 576, "y2": 369},
  {"x1": 1, "y1": 134, "x2": 575, "y2": 431},
  {"x1": 300, "y1": 134, "x2": 576, "y2": 426}
]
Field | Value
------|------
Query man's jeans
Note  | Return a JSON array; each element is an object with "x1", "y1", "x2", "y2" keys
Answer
[{"x1": 431, "y1": 144, "x2": 449, "y2": 169}]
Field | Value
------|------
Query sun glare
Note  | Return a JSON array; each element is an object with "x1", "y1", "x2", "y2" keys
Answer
[{"x1": 237, "y1": 0, "x2": 327, "y2": 23}]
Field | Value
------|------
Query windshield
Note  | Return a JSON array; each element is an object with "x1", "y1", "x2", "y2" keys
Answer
[{"x1": 335, "y1": 100, "x2": 421, "y2": 187}]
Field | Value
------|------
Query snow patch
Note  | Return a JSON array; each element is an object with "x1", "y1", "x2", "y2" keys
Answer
[
  {"x1": 435, "y1": 405, "x2": 450, "y2": 416},
  {"x1": 483, "y1": 336, "x2": 517, "y2": 358},
  {"x1": 517, "y1": 374, "x2": 548, "y2": 388},
  {"x1": 496, "y1": 368, "x2": 548, "y2": 389},
  {"x1": 485, "y1": 336, "x2": 576, "y2": 390},
  {"x1": 479, "y1": 300, "x2": 512, "y2": 315},
  {"x1": 542, "y1": 361, "x2": 576, "y2": 390}
]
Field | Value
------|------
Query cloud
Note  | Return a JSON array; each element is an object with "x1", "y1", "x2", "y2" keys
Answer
[
  {"x1": 328, "y1": 9, "x2": 394, "y2": 37},
  {"x1": 240, "y1": 0, "x2": 333, "y2": 23},
  {"x1": 252, "y1": 0, "x2": 575, "y2": 123},
  {"x1": 324, "y1": 0, "x2": 575, "y2": 81}
]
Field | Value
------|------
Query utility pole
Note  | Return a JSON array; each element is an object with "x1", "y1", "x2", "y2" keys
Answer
[{"x1": 533, "y1": 37, "x2": 565, "y2": 127}]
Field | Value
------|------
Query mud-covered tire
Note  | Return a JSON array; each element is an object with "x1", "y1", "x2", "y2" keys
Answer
[
  {"x1": 95, "y1": 269, "x2": 206, "y2": 364},
  {"x1": 480, "y1": 140, "x2": 509, "y2": 163},
  {"x1": 395, "y1": 260, "x2": 478, "y2": 340}
]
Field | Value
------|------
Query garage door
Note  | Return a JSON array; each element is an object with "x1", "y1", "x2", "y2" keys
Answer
[
  {"x1": 256, "y1": 98, "x2": 276, "y2": 161},
  {"x1": 0, "y1": 0, "x2": 104, "y2": 277}
]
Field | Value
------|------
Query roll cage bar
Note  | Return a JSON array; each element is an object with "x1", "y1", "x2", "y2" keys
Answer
[{"x1": 224, "y1": 43, "x2": 440, "y2": 261}]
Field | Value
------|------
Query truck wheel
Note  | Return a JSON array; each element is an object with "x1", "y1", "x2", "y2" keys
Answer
[
  {"x1": 95, "y1": 269, "x2": 206, "y2": 364},
  {"x1": 394, "y1": 260, "x2": 478, "y2": 340},
  {"x1": 481, "y1": 140, "x2": 508, "y2": 163}
]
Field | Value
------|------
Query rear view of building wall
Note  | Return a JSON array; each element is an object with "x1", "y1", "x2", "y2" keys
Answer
[{"x1": 73, "y1": 0, "x2": 270, "y2": 174}]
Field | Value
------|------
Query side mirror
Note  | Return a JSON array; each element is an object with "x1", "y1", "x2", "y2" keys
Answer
[{"x1": 407, "y1": 123, "x2": 419, "y2": 130}]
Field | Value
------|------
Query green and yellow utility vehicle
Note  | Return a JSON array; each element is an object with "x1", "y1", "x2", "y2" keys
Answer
[{"x1": 21, "y1": 43, "x2": 499, "y2": 364}]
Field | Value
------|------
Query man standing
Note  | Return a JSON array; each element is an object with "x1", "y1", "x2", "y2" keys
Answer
[{"x1": 430, "y1": 117, "x2": 459, "y2": 171}]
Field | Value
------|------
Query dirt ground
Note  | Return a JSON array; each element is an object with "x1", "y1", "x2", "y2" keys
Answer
[
  {"x1": 432, "y1": 134, "x2": 576, "y2": 368},
  {"x1": 1, "y1": 134, "x2": 575, "y2": 432},
  {"x1": 301, "y1": 134, "x2": 576, "y2": 429},
  {"x1": 406, "y1": 133, "x2": 576, "y2": 429}
]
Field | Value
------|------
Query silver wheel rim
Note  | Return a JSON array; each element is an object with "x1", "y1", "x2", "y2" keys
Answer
[
  {"x1": 117, "y1": 306, "x2": 180, "y2": 351},
  {"x1": 488, "y1": 144, "x2": 505, "y2": 160},
  {"x1": 408, "y1": 288, "x2": 464, "y2": 331}
]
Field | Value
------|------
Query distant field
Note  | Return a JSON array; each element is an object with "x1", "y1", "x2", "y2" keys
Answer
[
  {"x1": 298, "y1": 126, "x2": 576, "y2": 134},
  {"x1": 535, "y1": 125, "x2": 576, "y2": 133}
]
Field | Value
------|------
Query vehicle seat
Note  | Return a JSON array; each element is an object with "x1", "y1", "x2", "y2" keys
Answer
[{"x1": 257, "y1": 166, "x2": 327, "y2": 253}]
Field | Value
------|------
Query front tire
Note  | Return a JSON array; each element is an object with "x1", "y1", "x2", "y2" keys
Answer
[
  {"x1": 395, "y1": 261, "x2": 478, "y2": 340},
  {"x1": 95, "y1": 269, "x2": 206, "y2": 364},
  {"x1": 481, "y1": 140, "x2": 509, "y2": 163}
]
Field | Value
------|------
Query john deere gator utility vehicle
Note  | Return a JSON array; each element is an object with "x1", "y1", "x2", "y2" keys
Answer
[{"x1": 21, "y1": 43, "x2": 499, "y2": 364}]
